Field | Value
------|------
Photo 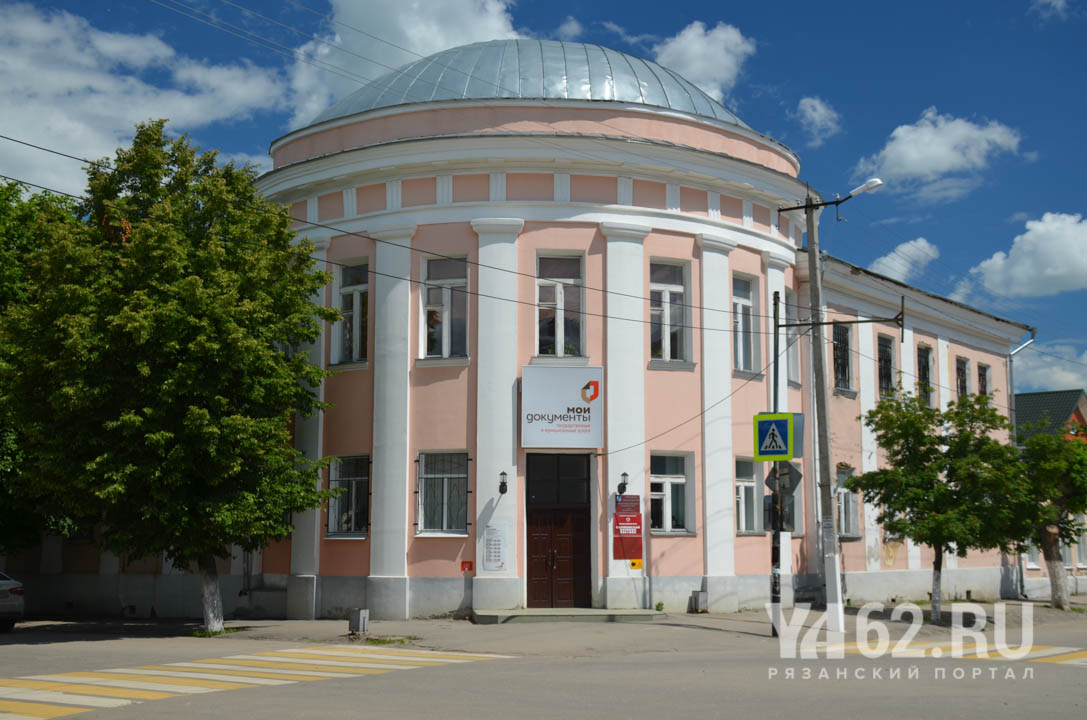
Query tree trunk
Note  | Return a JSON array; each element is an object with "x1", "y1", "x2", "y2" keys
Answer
[
  {"x1": 931, "y1": 544, "x2": 943, "y2": 624},
  {"x1": 197, "y1": 553, "x2": 225, "y2": 632},
  {"x1": 1040, "y1": 526, "x2": 1069, "y2": 611}
]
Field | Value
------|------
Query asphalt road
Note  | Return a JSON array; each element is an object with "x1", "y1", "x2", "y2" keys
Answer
[{"x1": 1, "y1": 607, "x2": 1084, "y2": 720}]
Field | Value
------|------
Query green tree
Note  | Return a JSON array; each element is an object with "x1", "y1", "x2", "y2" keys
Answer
[
  {"x1": 0, "y1": 122, "x2": 338, "y2": 630},
  {"x1": 1019, "y1": 423, "x2": 1087, "y2": 610},
  {"x1": 847, "y1": 391, "x2": 1027, "y2": 621},
  {"x1": 0, "y1": 182, "x2": 82, "y2": 552}
]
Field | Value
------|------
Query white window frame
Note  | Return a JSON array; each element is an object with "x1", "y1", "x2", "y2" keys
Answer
[
  {"x1": 956, "y1": 356, "x2": 971, "y2": 399},
  {"x1": 536, "y1": 255, "x2": 584, "y2": 358},
  {"x1": 417, "y1": 451, "x2": 470, "y2": 535},
  {"x1": 977, "y1": 363, "x2": 991, "y2": 397},
  {"x1": 420, "y1": 257, "x2": 468, "y2": 359},
  {"x1": 837, "y1": 466, "x2": 861, "y2": 538},
  {"x1": 832, "y1": 324, "x2": 853, "y2": 391},
  {"x1": 649, "y1": 453, "x2": 694, "y2": 533},
  {"x1": 736, "y1": 458, "x2": 761, "y2": 534},
  {"x1": 732, "y1": 275, "x2": 759, "y2": 373},
  {"x1": 1077, "y1": 515, "x2": 1087, "y2": 568},
  {"x1": 328, "y1": 456, "x2": 369, "y2": 537},
  {"x1": 332, "y1": 262, "x2": 368, "y2": 365},
  {"x1": 649, "y1": 262, "x2": 688, "y2": 362},
  {"x1": 785, "y1": 291, "x2": 800, "y2": 384}
]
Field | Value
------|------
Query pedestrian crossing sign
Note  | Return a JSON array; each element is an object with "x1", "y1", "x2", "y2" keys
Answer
[{"x1": 754, "y1": 413, "x2": 794, "y2": 461}]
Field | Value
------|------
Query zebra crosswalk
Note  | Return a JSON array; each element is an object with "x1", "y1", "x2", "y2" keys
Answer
[{"x1": 0, "y1": 644, "x2": 511, "y2": 719}]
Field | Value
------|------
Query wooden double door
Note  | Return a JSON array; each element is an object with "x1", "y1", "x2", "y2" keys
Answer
[{"x1": 526, "y1": 454, "x2": 592, "y2": 608}]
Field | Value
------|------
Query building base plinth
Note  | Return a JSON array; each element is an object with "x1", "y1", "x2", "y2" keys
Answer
[
  {"x1": 366, "y1": 576, "x2": 410, "y2": 620},
  {"x1": 471, "y1": 576, "x2": 521, "y2": 611}
]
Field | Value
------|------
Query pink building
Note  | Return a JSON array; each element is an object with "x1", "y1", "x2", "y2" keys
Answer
[{"x1": 3, "y1": 40, "x2": 1051, "y2": 620}]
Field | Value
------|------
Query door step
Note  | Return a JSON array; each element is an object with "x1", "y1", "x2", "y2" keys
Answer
[{"x1": 471, "y1": 608, "x2": 664, "y2": 624}]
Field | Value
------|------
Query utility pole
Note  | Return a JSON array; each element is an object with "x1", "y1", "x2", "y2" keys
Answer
[
  {"x1": 770, "y1": 291, "x2": 782, "y2": 637},
  {"x1": 805, "y1": 197, "x2": 845, "y2": 635}
]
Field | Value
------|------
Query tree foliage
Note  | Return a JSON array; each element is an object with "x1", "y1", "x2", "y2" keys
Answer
[
  {"x1": 846, "y1": 390, "x2": 1027, "y2": 620},
  {"x1": 0, "y1": 122, "x2": 338, "y2": 627}
]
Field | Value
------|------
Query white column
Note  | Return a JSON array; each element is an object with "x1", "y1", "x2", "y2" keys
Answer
[
  {"x1": 287, "y1": 238, "x2": 328, "y2": 620},
  {"x1": 471, "y1": 218, "x2": 524, "y2": 610},
  {"x1": 555, "y1": 174, "x2": 571, "y2": 203},
  {"x1": 857, "y1": 316, "x2": 881, "y2": 573},
  {"x1": 698, "y1": 233, "x2": 737, "y2": 610},
  {"x1": 936, "y1": 336, "x2": 957, "y2": 569},
  {"x1": 900, "y1": 326, "x2": 921, "y2": 570},
  {"x1": 764, "y1": 253, "x2": 792, "y2": 576},
  {"x1": 368, "y1": 224, "x2": 416, "y2": 619},
  {"x1": 601, "y1": 222, "x2": 649, "y2": 609}
]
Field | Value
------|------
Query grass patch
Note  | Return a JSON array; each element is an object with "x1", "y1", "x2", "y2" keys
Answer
[
  {"x1": 366, "y1": 635, "x2": 420, "y2": 645},
  {"x1": 1066, "y1": 606, "x2": 1085, "y2": 614},
  {"x1": 191, "y1": 627, "x2": 246, "y2": 638}
]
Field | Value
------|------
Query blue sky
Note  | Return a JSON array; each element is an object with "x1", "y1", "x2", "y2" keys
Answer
[{"x1": 1, "y1": 0, "x2": 1085, "y2": 391}]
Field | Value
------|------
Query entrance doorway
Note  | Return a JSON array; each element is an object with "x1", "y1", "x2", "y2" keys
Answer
[{"x1": 525, "y1": 454, "x2": 592, "y2": 608}]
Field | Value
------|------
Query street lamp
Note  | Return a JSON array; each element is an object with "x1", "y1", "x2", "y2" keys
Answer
[{"x1": 780, "y1": 177, "x2": 882, "y2": 636}]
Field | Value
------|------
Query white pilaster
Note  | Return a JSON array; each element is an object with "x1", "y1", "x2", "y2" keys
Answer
[
  {"x1": 764, "y1": 253, "x2": 792, "y2": 573},
  {"x1": 742, "y1": 200, "x2": 753, "y2": 229},
  {"x1": 385, "y1": 180, "x2": 402, "y2": 211},
  {"x1": 936, "y1": 336, "x2": 957, "y2": 569},
  {"x1": 617, "y1": 177, "x2": 633, "y2": 206},
  {"x1": 471, "y1": 218, "x2": 524, "y2": 610},
  {"x1": 436, "y1": 175, "x2": 452, "y2": 205},
  {"x1": 342, "y1": 188, "x2": 357, "y2": 218},
  {"x1": 708, "y1": 192, "x2": 721, "y2": 221},
  {"x1": 601, "y1": 222, "x2": 649, "y2": 608},
  {"x1": 305, "y1": 197, "x2": 317, "y2": 225},
  {"x1": 489, "y1": 173, "x2": 506, "y2": 202},
  {"x1": 287, "y1": 238, "x2": 328, "y2": 619},
  {"x1": 368, "y1": 224, "x2": 416, "y2": 619},
  {"x1": 666, "y1": 183, "x2": 680, "y2": 213},
  {"x1": 900, "y1": 325, "x2": 921, "y2": 569},
  {"x1": 770, "y1": 209, "x2": 780, "y2": 237},
  {"x1": 555, "y1": 173, "x2": 571, "y2": 202},
  {"x1": 857, "y1": 316, "x2": 881, "y2": 572},
  {"x1": 698, "y1": 233, "x2": 737, "y2": 584}
]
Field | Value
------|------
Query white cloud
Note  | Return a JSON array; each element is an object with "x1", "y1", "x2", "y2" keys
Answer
[
  {"x1": 556, "y1": 16, "x2": 584, "y2": 41},
  {"x1": 868, "y1": 237, "x2": 940, "y2": 283},
  {"x1": 1013, "y1": 343, "x2": 1087, "y2": 392},
  {"x1": 286, "y1": 0, "x2": 521, "y2": 128},
  {"x1": 948, "y1": 277, "x2": 974, "y2": 304},
  {"x1": 600, "y1": 21, "x2": 657, "y2": 46},
  {"x1": 1031, "y1": 0, "x2": 1069, "y2": 18},
  {"x1": 218, "y1": 151, "x2": 274, "y2": 176},
  {"x1": 969, "y1": 212, "x2": 1087, "y2": 297},
  {"x1": 651, "y1": 21, "x2": 755, "y2": 102},
  {"x1": 0, "y1": 3, "x2": 285, "y2": 196},
  {"x1": 795, "y1": 96, "x2": 841, "y2": 147},
  {"x1": 854, "y1": 107, "x2": 1021, "y2": 202}
]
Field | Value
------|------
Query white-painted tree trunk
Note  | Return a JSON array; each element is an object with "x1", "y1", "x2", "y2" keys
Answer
[
  {"x1": 931, "y1": 546, "x2": 943, "y2": 623},
  {"x1": 198, "y1": 554, "x2": 225, "y2": 632},
  {"x1": 1041, "y1": 528, "x2": 1069, "y2": 610}
]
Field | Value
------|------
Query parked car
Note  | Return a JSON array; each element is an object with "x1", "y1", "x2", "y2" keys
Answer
[{"x1": 0, "y1": 571, "x2": 24, "y2": 631}]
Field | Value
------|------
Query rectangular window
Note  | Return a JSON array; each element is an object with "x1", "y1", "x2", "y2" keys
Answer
[
  {"x1": 649, "y1": 455, "x2": 689, "y2": 532},
  {"x1": 418, "y1": 452, "x2": 469, "y2": 533},
  {"x1": 1026, "y1": 543, "x2": 1040, "y2": 568},
  {"x1": 785, "y1": 291, "x2": 800, "y2": 384},
  {"x1": 329, "y1": 456, "x2": 369, "y2": 535},
  {"x1": 732, "y1": 277, "x2": 757, "y2": 372},
  {"x1": 1078, "y1": 517, "x2": 1087, "y2": 567},
  {"x1": 977, "y1": 364, "x2": 990, "y2": 397},
  {"x1": 917, "y1": 346, "x2": 933, "y2": 407},
  {"x1": 735, "y1": 459, "x2": 759, "y2": 533},
  {"x1": 833, "y1": 324, "x2": 851, "y2": 390},
  {"x1": 956, "y1": 357, "x2": 970, "y2": 398},
  {"x1": 423, "y1": 257, "x2": 468, "y2": 358},
  {"x1": 878, "y1": 335, "x2": 895, "y2": 397},
  {"x1": 837, "y1": 467, "x2": 860, "y2": 537},
  {"x1": 338, "y1": 264, "x2": 368, "y2": 363},
  {"x1": 649, "y1": 263, "x2": 686, "y2": 362},
  {"x1": 537, "y1": 257, "x2": 582, "y2": 357}
]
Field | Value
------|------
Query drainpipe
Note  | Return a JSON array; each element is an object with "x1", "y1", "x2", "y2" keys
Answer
[{"x1": 1008, "y1": 329, "x2": 1037, "y2": 600}]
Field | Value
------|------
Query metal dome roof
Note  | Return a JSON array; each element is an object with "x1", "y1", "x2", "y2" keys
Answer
[{"x1": 309, "y1": 39, "x2": 751, "y2": 130}]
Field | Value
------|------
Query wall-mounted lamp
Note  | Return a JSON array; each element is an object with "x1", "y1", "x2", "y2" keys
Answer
[
  {"x1": 617, "y1": 472, "x2": 628, "y2": 497},
  {"x1": 498, "y1": 471, "x2": 508, "y2": 495}
]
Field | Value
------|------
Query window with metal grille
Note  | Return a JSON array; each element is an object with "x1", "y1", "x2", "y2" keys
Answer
[
  {"x1": 336, "y1": 264, "x2": 368, "y2": 364},
  {"x1": 537, "y1": 257, "x2": 582, "y2": 357},
  {"x1": 329, "y1": 456, "x2": 369, "y2": 535},
  {"x1": 878, "y1": 335, "x2": 895, "y2": 397},
  {"x1": 956, "y1": 357, "x2": 969, "y2": 398},
  {"x1": 917, "y1": 346, "x2": 933, "y2": 407},
  {"x1": 418, "y1": 452, "x2": 469, "y2": 533},
  {"x1": 977, "y1": 364, "x2": 990, "y2": 397},
  {"x1": 422, "y1": 257, "x2": 468, "y2": 359},
  {"x1": 833, "y1": 324, "x2": 851, "y2": 389},
  {"x1": 649, "y1": 263, "x2": 686, "y2": 362}
]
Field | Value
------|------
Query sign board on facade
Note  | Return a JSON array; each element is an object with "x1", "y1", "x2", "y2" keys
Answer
[
  {"x1": 613, "y1": 509, "x2": 643, "y2": 561},
  {"x1": 521, "y1": 366, "x2": 604, "y2": 449},
  {"x1": 615, "y1": 495, "x2": 640, "y2": 514},
  {"x1": 630, "y1": 559, "x2": 643, "y2": 569},
  {"x1": 482, "y1": 523, "x2": 507, "y2": 571},
  {"x1": 753, "y1": 413, "x2": 795, "y2": 461}
]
